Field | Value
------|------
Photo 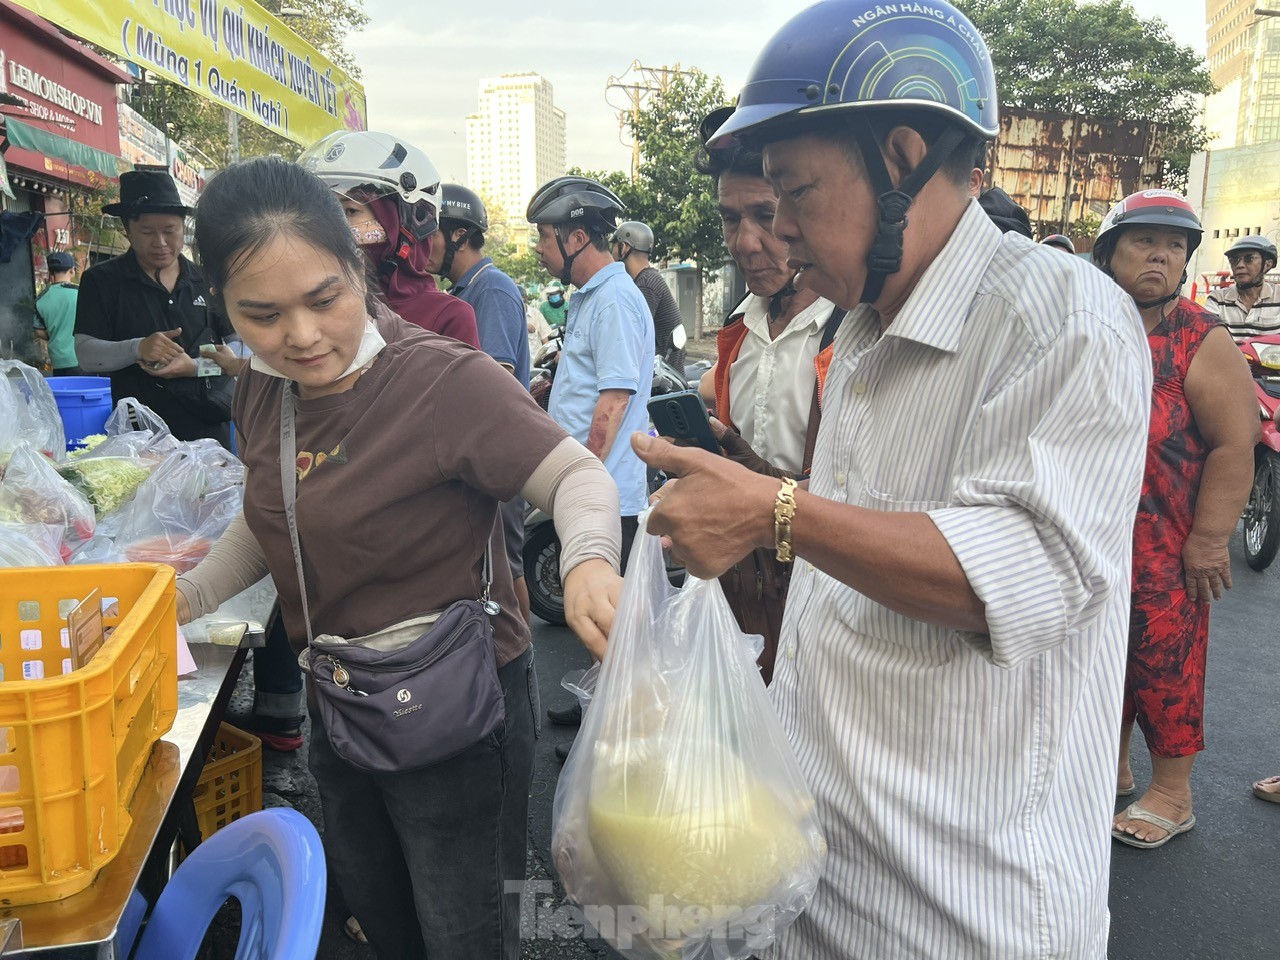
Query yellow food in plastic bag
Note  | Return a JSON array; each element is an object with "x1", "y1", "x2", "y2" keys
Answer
[{"x1": 587, "y1": 747, "x2": 812, "y2": 913}]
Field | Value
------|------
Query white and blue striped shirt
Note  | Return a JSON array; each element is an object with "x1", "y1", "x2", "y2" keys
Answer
[{"x1": 768, "y1": 200, "x2": 1151, "y2": 959}]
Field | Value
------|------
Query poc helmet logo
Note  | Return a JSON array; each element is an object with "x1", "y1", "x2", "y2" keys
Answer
[
  {"x1": 570, "y1": 207, "x2": 585, "y2": 218},
  {"x1": 396, "y1": 689, "x2": 412, "y2": 704}
]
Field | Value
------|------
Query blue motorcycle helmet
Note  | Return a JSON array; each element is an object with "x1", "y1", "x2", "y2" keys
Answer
[{"x1": 707, "y1": 0, "x2": 1000, "y2": 304}]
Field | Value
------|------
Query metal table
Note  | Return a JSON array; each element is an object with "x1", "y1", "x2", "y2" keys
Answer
[{"x1": 2, "y1": 625, "x2": 258, "y2": 959}]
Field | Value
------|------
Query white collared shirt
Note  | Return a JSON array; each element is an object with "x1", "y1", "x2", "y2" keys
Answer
[
  {"x1": 1205, "y1": 277, "x2": 1280, "y2": 342},
  {"x1": 728, "y1": 294, "x2": 836, "y2": 474},
  {"x1": 767, "y1": 200, "x2": 1151, "y2": 959}
]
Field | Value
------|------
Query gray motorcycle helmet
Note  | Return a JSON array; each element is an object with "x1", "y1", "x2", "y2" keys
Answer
[
  {"x1": 614, "y1": 221, "x2": 655, "y2": 255},
  {"x1": 527, "y1": 176, "x2": 626, "y2": 284},
  {"x1": 1225, "y1": 235, "x2": 1278, "y2": 266}
]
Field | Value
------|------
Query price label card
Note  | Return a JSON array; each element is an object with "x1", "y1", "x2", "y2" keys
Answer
[{"x1": 67, "y1": 588, "x2": 105, "y2": 671}]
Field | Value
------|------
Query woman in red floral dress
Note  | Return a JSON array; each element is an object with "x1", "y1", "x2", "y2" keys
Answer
[{"x1": 1093, "y1": 191, "x2": 1258, "y2": 848}]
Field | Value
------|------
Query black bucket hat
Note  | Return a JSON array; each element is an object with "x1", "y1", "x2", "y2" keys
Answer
[{"x1": 102, "y1": 169, "x2": 193, "y2": 218}]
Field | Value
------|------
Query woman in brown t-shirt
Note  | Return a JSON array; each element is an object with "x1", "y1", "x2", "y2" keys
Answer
[{"x1": 176, "y1": 157, "x2": 623, "y2": 960}]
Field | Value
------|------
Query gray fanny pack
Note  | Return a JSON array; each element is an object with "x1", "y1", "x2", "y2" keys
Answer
[{"x1": 280, "y1": 386, "x2": 505, "y2": 774}]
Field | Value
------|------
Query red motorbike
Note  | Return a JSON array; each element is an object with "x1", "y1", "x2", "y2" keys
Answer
[{"x1": 1239, "y1": 332, "x2": 1280, "y2": 569}]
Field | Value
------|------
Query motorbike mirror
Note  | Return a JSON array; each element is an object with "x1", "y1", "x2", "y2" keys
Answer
[{"x1": 672, "y1": 324, "x2": 688, "y2": 350}]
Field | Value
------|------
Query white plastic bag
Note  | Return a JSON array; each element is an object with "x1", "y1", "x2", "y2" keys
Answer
[
  {"x1": 97, "y1": 398, "x2": 178, "y2": 460},
  {"x1": 561, "y1": 663, "x2": 600, "y2": 713},
  {"x1": 68, "y1": 535, "x2": 127, "y2": 565},
  {"x1": 114, "y1": 442, "x2": 243, "y2": 573},
  {"x1": 552, "y1": 513, "x2": 826, "y2": 960},
  {"x1": 0, "y1": 443, "x2": 95, "y2": 557},
  {"x1": 0, "y1": 523, "x2": 64, "y2": 567},
  {"x1": 105, "y1": 398, "x2": 170, "y2": 438},
  {"x1": 0, "y1": 361, "x2": 65, "y2": 459}
]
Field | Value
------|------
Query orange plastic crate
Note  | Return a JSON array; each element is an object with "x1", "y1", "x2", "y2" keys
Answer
[
  {"x1": 191, "y1": 723, "x2": 262, "y2": 840},
  {"x1": 0, "y1": 563, "x2": 178, "y2": 904}
]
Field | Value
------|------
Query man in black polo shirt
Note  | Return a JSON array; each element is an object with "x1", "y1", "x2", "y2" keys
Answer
[{"x1": 75, "y1": 169, "x2": 236, "y2": 447}]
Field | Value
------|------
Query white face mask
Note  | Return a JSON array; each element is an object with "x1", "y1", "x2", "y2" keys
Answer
[{"x1": 250, "y1": 319, "x2": 387, "y2": 383}]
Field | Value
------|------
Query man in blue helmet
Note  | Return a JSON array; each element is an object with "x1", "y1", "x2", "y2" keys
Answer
[{"x1": 638, "y1": 2, "x2": 1150, "y2": 956}]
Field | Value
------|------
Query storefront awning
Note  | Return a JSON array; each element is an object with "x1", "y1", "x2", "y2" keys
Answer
[{"x1": 1, "y1": 114, "x2": 121, "y2": 180}]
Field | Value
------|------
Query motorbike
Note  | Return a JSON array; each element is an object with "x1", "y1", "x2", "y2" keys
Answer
[
  {"x1": 1238, "y1": 332, "x2": 1280, "y2": 570},
  {"x1": 529, "y1": 330, "x2": 563, "y2": 410},
  {"x1": 524, "y1": 325, "x2": 692, "y2": 625}
]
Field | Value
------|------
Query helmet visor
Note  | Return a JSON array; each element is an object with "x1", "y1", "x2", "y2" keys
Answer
[{"x1": 317, "y1": 174, "x2": 402, "y2": 206}]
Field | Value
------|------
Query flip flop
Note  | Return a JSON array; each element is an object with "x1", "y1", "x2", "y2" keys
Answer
[
  {"x1": 1112, "y1": 802, "x2": 1196, "y2": 849},
  {"x1": 1116, "y1": 784, "x2": 1135, "y2": 798},
  {"x1": 1252, "y1": 776, "x2": 1280, "y2": 804}
]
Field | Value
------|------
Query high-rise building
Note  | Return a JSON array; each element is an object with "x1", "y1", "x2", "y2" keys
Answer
[
  {"x1": 465, "y1": 73, "x2": 567, "y2": 244},
  {"x1": 1206, "y1": 0, "x2": 1280, "y2": 147}
]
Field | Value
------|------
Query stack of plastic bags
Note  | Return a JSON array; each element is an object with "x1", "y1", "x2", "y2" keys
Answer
[
  {"x1": 553, "y1": 513, "x2": 827, "y2": 960},
  {"x1": 0, "y1": 363, "x2": 243, "y2": 573}
]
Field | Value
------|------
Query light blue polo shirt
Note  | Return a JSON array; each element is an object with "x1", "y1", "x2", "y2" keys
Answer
[{"x1": 548, "y1": 261, "x2": 654, "y2": 515}]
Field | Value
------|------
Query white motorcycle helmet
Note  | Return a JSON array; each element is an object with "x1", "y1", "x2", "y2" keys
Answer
[{"x1": 300, "y1": 130, "x2": 442, "y2": 247}]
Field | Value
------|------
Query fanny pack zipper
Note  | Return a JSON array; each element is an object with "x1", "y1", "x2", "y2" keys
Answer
[{"x1": 320, "y1": 614, "x2": 483, "y2": 697}]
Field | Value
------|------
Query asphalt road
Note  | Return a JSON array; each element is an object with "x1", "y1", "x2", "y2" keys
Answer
[{"x1": 242, "y1": 529, "x2": 1279, "y2": 959}]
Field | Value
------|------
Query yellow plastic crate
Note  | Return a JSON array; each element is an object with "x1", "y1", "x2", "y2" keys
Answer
[
  {"x1": 0, "y1": 564, "x2": 178, "y2": 905},
  {"x1": 191, "y1": 723, "x2": 262, "y2": 840}
]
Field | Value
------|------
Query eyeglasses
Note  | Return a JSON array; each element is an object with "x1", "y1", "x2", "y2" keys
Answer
[{"x1": 1228, "y1": 253, "x2": 1261, "y2": 265}]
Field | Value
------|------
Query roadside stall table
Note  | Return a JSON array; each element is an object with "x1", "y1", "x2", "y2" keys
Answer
[{"x1": 0, "y1": 624, "x2": 262, "y2": 959}]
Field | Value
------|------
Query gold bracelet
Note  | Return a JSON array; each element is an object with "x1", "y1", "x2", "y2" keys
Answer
[{"x1": 774, "y1": 476, "x2": 799, "y2": 563}]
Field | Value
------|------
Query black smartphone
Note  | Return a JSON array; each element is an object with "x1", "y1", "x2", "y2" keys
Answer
[{"x1": 648, "y1": 389, "x2": 720, "y2": 454}]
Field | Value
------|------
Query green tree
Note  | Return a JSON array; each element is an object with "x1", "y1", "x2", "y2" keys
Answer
[
  {"x1": 485, "y1": 245, "x2": 552, "y2": 291},
  {"x1": 131, "y1": 0, "x2": 369, "y2": 163},
  {"x1": 572, "y1": 68, "x2": 728, "y2": 333},
  {"x1": 957, "y1": 0, "x2": 1214, "y2": 190}
]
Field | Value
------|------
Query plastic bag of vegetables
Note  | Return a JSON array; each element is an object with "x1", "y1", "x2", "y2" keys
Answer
[
  {"x1": 114, "y1": 443, "x2": 243, "y2": 573},
  {"x1": 0, "y1": 443, "x2": 94, "y2": 557},
  {"x1": 552, "y1": 513, "x2": 826, "y2": 960},
  {"x1": 0, "y1": 361, "x2": 65, "y2": 460},
  {"x1": 58, "y1": 456, "x2": 152, "y2": 517}
]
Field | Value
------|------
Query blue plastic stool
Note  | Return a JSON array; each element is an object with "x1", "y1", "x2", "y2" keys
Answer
[{"x1": 132, "y1": 809, "x2": 326, "y2": 960}]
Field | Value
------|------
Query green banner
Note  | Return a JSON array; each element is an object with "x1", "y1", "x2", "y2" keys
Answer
[{"x1": 4, "y1": 116, "x2": 121, "y2": 179}]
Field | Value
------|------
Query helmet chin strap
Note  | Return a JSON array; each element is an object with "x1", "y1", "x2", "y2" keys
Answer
[
  {"x1": 439, "y1": 227, "x2": 476, "y2": 280},
  {"x1": 378, "y1": 224, "x2": 416, "y2": 279},
  {"x1": 851, "y1": 124, "x2": 968, "y2": 306},
  {"x1": 1237, "y1": 276, "x2": 1266, "y2": 291},
  {"x1": 554, "y1": 227, "x2": 584, "y2": 287}
]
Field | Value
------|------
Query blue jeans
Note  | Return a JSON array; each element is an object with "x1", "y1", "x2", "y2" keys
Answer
[{"x1": 308, "y1": 646, "x2": 538, "y2": 959}]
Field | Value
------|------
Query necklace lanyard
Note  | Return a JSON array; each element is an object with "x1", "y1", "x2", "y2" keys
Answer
[{"x1": 452, "y1": 261, "x2": 494, "y2": 296}]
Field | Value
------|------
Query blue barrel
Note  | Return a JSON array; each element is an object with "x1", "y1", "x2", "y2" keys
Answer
[{"x1": 46, "y1": 377, "x2": 112, "y2": 449}]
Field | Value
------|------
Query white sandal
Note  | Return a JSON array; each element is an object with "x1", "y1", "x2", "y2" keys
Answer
[{"x1": 1112, "y1": 802, "x2": 1195, "y2": 849}]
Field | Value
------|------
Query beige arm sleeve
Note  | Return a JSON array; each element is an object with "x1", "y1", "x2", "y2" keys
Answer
[
  {"x1": 176, "y1": 512, "x2": 271, "y2": 620},
  {"x1": 521, "y1": 436, "x2": 622, "y2": 578}
]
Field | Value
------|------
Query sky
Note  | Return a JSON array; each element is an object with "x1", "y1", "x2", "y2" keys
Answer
[{"x1": 347, "y1": 0, "x2": 1209, "y2": 184}]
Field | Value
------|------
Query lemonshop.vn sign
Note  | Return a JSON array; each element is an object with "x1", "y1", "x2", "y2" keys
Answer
[{"x1": 11, "y1": 0, "x2": 366, "y2": 145}]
